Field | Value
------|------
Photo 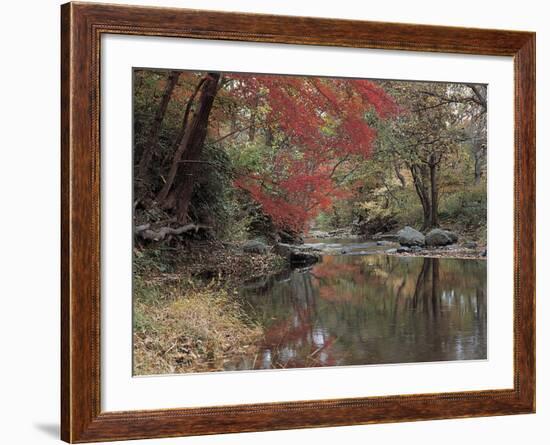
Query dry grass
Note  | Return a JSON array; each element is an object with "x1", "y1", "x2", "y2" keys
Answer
[{"x1": 133, "y1": 281, "x2": 262, "y2": 375}]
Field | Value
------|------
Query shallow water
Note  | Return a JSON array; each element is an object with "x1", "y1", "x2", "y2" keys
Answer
[{"x1": 227, "y1": 245, "x2": 487, "y2": 371}]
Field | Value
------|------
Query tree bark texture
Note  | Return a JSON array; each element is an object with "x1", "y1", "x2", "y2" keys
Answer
[
  {"x1": 429, "y1": 161, "x2": 439, "y2": 228},
  {"x1": 160, "y1": 72, "x2": 221, "y2": 223},
  {"x1": 410, "y1": 164, "x2": 432, "y2": 230},
  {"x1": 156, "y1": 76, "x2": 207, "y2": 204}
]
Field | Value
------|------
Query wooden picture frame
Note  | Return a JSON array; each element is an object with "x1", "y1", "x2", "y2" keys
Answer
[{"x1": 61, "y1": 2, "x2": 535, "y2": 442}]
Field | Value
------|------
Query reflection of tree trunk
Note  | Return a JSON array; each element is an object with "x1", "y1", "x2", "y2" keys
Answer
[
  {"x1": 412, "y1": 258, "x2": 431, "y2": 310},
  {"x1": 302, "y1": 273, "x2": 316, "y2": 346},
  {"x1": 475, "y1": 287, "x2": 486, "y2": 321},
  {"x1": 302, "y1": 272, "x2": 315, "y2": 309},
  {"x1": 431, "y1": 258, "x2": 440, "y2": 317},
  {"x1": 136, "y1": 70, "x2": 180, "y2": 185},
  {"x1": 391, "y1": 277, "x2": 407, "y2": 334}
]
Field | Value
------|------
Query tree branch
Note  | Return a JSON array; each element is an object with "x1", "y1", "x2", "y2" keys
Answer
[{"x1": 134, "y1": 223, "x2": 211, "y2": 241}]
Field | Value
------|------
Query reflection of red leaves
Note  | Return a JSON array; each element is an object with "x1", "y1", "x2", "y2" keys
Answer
[
  {"x1": 313, "y1": 257, "x2": 359, "y2": 279},
  {"x1": 319, "y1": 287, "x2": 355, "y2": 303},
  {"x1": 262, "y1": 304, "x2": 315, "y2": 348},
  {"x1": 313, "y1": 258, "x2": 369, "y2": 302},
  {"x1": 260, "y1": 306, "x2": 339, "y2": 368}
]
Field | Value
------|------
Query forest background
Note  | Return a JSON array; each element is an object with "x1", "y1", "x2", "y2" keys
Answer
[{"x1": 132, "y1": 70, "x2": 487, "y2": 244}]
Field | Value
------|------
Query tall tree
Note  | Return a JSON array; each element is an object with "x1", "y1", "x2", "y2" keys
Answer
[
  {"x1": 135, "y1": 70, "x2": 180, "y2": 186},
  {"x1": 159, "y1": 72, "x2": 221, "y2": 223},
  {"x1": 134, "y1": 71, "x2": 396, "y2": 231},
  {"x1": 374, "y1": 81, "x2": 473, "y2": 230},
  {"x1": 156, "y1": 76, "x2": 208, "y2": 205},
  {"x1": 230, "y1": 74, "x2": 397, "y2": 232}
]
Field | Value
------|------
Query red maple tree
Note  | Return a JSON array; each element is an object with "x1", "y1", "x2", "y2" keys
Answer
[{"x1": 228, "y1": 74, "x2": 398, "y2": 232}]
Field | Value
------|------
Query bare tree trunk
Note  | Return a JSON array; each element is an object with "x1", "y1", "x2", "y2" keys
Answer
[
  {"x1": 474, "y1": 154, "x2": 482, "y2": 185},
  {"x1": 229, "y1": 103, "x2": 238, "y2": 132},
  {"x1": 265, "y1": 127, "x2": 273, "y2": 147},
  {"x1": 171, "y1": 73, "x2": 221, "y2": 223},
  {"x1": 393, "y1": 161, "x2": 406, "y2": 188},
  {"x1": 136, "y1": 70, "x2": 180, "y2": 183},
  {"x1": 156, "y1": 76, "x2": 207, "y2": 204},
  {"x1": 473, "y1": 145, "x2": 486, "y2": 185},
  {"x1": 467, "y1": 84, "x2": 488, "y2": 111},
  {"x1": 410, "y1": 164, "x2": 432, "y2": 230},
  {"x1": 248, "y1": 95, "x2": 259, "y2": 142},
  {"x1": 429, "y1": 161, "x2": 439, "y2": 228}
]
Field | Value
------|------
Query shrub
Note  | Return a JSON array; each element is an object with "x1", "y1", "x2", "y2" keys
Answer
[{"x1": 439, "y1": 186, "x2": 487, "y2": 228}]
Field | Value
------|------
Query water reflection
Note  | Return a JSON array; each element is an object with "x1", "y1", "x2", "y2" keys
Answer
[{"x1": 228, "y1": 254, "x2": 486, "y2": 370}]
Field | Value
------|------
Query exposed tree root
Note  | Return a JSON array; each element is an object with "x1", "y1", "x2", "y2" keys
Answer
[{"x1": 135, "y1": 223, "x2": 211, "y2": 241}]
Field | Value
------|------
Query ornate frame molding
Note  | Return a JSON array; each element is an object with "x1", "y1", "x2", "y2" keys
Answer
[{"x1": 61, "y1": 2, "x2": 535, "y2": 442}]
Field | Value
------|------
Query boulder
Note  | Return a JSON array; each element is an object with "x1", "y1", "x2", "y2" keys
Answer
[
  {"x1": 425, "y1": 229, "x2": 459, "y2": 247},
  {"x1": 273, "y1": 242, "x2": 293, "y2": 258},
  {"x1": 289, "y1": 250, "x2": 322, "y2": 265},
  {"x1": 242, "y1": 240, "x2": 269, "y2": 254},
  {"x1": 397, "y1": 226, "x2": 425, "y2": 247},
  {"x1": 274, "y1": 243, "x2": 321, "y2": 266},
  {"x1": 446, "y1": 231, "x2": 459, "y2": 243}
]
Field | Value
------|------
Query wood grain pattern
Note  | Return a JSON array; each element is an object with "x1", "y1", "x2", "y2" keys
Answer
[{"x1": 60, "y1": 2, "x2": 536, "y2": 442}]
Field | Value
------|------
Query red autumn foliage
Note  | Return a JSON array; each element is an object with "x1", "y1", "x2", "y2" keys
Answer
[{"x1": 227, "y1": 74, "x2": 398, "y2": 232}]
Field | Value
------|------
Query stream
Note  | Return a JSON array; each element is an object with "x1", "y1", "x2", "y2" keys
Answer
[{"x1": 226, "y1": 238, "x2": 487, "y2": 371}]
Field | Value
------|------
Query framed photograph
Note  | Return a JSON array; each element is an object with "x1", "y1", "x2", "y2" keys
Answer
[{"x1": 61, "y1": 2, "x2": 535, "y2": 442}]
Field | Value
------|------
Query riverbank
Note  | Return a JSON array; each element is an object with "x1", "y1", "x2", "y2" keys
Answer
[
  {"x1": 382, "y1": 225, "x2": 487, "y2": 259},
  {"x1": 134, "y1": 233, "x2": 485, "y2": 374},
  {"x1": 307, "y1": 225, "x2": 486, "y2": 259},
  {"x1": 302, "y1": 236, "x2": 486, "y2": 259},
  {"x1": 386, "y1": 244, "x2": 486, "y2": 259},
  {"x1": 133, "y1": 240, "x2": 287, "y2": 375}
]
